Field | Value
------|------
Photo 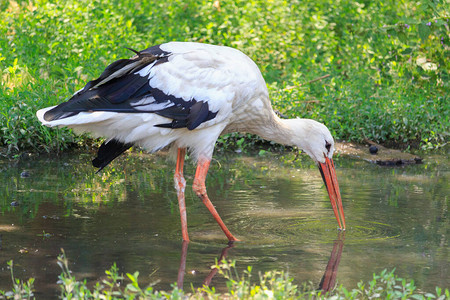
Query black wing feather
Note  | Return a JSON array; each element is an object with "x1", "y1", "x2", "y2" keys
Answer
[
  {"x1": 187, "y1": 101, "x2": 210, "y2": 130},
  {"x1": 81, "y1": 59, "x2": 134, "y2": 93},
  {"x1": 92, "y1": 139, "x2": 133, "y2": 172},
  {"x1": 44, "y1": 44, "x2": 219, "y2": 129}
]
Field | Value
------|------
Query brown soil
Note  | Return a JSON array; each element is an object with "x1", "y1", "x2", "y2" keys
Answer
[{"x1": 335, "y1": 140, "x2": 422, "y2": 166}]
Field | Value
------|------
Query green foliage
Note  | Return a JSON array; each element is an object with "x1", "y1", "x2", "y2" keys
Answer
[
  {"x1": 2, "y1": 255, "x2": 449, "y2": 299},
  {"x1": 56, "y1": 249, "x2": 179, "y2": 299},
  {"x1": 0, "y1": 261, "x2": 34, "y2": 299},
  {"x1": 0, "y1": 0, "x2": 448, "y2": 153},
  {"x1": 201, "y1": 260, "x2": 302, "y2": 298}
]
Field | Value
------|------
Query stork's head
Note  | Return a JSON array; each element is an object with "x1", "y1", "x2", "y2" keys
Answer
[
  {"x1": 288, "y1": 119, "x2": 335, "y2": 163},
  {"x1": 286, "y1": 118, "x2": 346, "y2": 230}
]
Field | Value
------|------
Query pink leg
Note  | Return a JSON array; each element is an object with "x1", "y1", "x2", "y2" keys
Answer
[
  {"x1": 174, "y1": 148, "x2": 189, "y2": 242},
  {"x1": 193, "y1": 158, "x2": 239, "y2": 242},
  {"x1": 177, "y1": 240, "x2": 189, "y2": 289}
]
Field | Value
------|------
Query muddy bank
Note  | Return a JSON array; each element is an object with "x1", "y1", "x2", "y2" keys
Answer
[
  {"x1": 1, "y1": 140, "x2": 425, "y2": 166},
  {"x1": 335, "y1": 140, "x2": 422, "y2": 166}
]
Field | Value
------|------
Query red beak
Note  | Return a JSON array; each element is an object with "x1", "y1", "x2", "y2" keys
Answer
[{"x1": 319, "y1": 157, "x2": 346, "y2": 230}]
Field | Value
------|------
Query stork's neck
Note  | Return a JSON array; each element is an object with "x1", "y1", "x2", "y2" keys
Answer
[
  {"x1": 254, "y1": 114, "x2": 334, "y2": 165},
  {"x1": 255, "y1": 115, "x2": 304, "y2": 148}
]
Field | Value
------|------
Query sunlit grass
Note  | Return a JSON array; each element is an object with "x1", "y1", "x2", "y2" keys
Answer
[{"x1": 0, "y1": 0, "x2": 448, "y2": 154}]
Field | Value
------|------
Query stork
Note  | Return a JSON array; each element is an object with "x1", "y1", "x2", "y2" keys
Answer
[{"x1": 36, "y1": 42, "x2": 346, "y2": 242}]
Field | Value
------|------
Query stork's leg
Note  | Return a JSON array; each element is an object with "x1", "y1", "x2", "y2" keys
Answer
[
  {"x1": 193, "y1": 158, "x2": 239, "y2": 241},
  {"x1": 177, "y1": 240, "x2": 189, "y2": 289},
  {"x1": 174, "y1": 148, "x2": 189, "y2": 242}
]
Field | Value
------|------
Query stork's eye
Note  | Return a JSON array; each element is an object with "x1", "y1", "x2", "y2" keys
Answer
[{"x1": 325, "y1": 141, "x2": 331, "y2": 152}]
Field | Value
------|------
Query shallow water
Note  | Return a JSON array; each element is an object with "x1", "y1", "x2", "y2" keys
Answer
[{"x1": 0, "y1": 151, "x2": 448, "y2": 298}]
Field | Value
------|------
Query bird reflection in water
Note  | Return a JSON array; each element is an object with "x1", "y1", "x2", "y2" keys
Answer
[
  {"x1": 177, "y1": 241, "x2": 235, "y2": 289},
  {"x1": 175, "y1": 233, "x2": 344, "y2": 292},
  {"x1": 318, "y1": 232, "x2": 345, "y2": 292}
]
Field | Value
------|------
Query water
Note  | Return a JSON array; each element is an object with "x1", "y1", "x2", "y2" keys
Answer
[{"x1": 0, "y1": 150, "x2": 448, "y2": 298}]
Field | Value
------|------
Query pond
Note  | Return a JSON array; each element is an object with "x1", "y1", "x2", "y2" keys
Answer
[{"x1": 0, "y1": 150, "x2": 448, "y2": 298}]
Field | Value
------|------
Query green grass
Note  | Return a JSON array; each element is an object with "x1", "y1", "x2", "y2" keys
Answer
[
  {"x1": 1, "y1": 253, "x2": 449, "y2": 299},
  {"x1": 0, "y1": 0, "x2": 448, "y2": 154}
]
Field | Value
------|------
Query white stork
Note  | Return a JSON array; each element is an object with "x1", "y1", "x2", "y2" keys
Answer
[{"x1": 36, "y1": 42, "x2": 346, "y2": 242}]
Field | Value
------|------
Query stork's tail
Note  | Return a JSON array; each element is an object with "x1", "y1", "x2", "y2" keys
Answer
[
  {"x1": 37, "y1": 107, "x2": 134, "y2": 172},
  {"x1": 36, "y1": 106, "x2": 57, "y2": 126}
]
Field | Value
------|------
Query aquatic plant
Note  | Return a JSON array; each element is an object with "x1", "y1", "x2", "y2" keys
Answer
[
  {"x1": 1, "y1": 253, "x2": 448, "y2": 299},
  {"x1": 0, "y1": 261, "x2": 34, "y2": 300}
]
